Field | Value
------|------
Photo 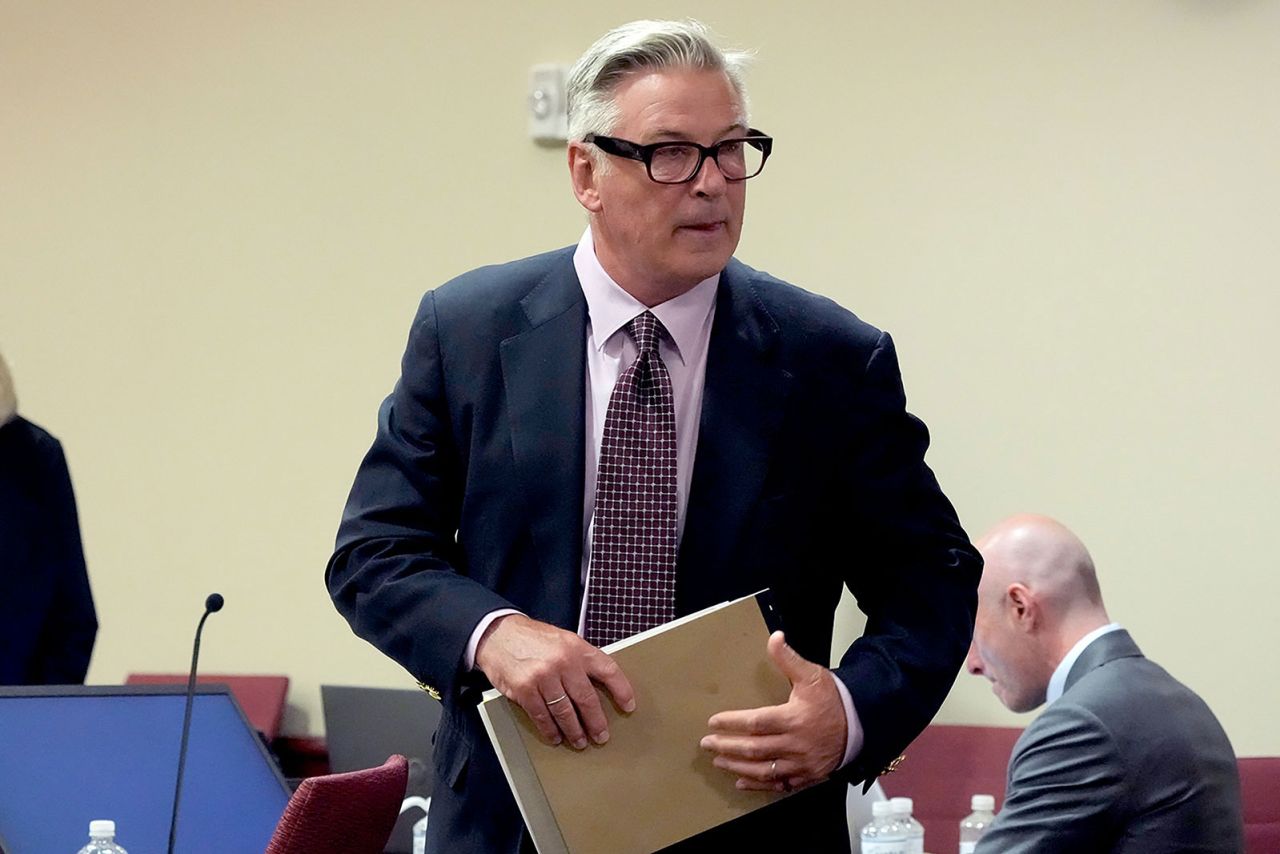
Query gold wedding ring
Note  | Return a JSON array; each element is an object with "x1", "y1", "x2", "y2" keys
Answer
[
  {"x1": 770, "y1": 759, "x2": 777, "y2": 780},
  {"x1": 546, "y1": 693, "x2": 569, "y2": 706}
]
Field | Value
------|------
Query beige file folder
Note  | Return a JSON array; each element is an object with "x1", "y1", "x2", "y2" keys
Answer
[{"x1": 478, "y1": 592, "x2": 793, "y2": 854}]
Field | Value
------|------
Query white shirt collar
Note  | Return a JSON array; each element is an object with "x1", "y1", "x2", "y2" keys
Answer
[
  {"x1": 1046, "y1": 623, "x2": 1124, "y2": 705},
  {"x1": 572, "y1": 227, "x2": 718, "y2": 365}
]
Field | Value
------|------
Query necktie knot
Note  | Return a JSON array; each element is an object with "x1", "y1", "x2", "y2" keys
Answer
[{"x1": 626, "y1": 311, "x2": 664, "y2": 356}]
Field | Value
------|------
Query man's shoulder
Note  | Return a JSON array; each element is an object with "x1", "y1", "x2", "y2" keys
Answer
[
  {"x1": 1033, "y1": 656, "x2": 1162, "y2": 742},
  {"x1": 0, "y1": 417, "x2": 68, "y2": 499},
  {"x1": 724, "y1": 257, "x2": 885, "y2": 350},
  {"x1": 1077, "y1": 654, "x2": 1228, "y2": 734},
  {"x1": 1038, "y1": 653, "x2": 1230, "y2": 767},
  {"x1": 1017, "y1": 692, "x2": 1111, "y2": 754},
  {"x1": 0, "y1": 416, "x2": 62, "y2": 461},
  {"x1": 430, "y1": 246, "x2": 577, "y2": 310},
  {"x1": 1065, "y1": 653, "x2": 1184, "y2": 711}
]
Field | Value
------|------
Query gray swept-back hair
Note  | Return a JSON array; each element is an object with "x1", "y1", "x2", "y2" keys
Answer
[
  {"x1": 0, "y1": 350, "x2": 16, "y2": 425},
  {"x1": 566, "y1": 19, "x2": 752, "y2": 147}
]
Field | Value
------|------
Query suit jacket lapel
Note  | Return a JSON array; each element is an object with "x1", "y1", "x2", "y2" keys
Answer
[
  {"x1": 499, "y1": 258, "x2": 588, "y2": 629},
  {"x1": 678, "y1": 260, "x2": 793, "y2": 613},
  {"x1": 1064, "y1": 629, "x2": 1143, "y2": 692}
]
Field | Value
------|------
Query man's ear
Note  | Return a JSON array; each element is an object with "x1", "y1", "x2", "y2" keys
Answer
[
  {"x1": 568, "y1": 143, "x2": 603, "y2": 213},
  {"x1": 1006, "y1": 582, "x2": 1038, "y2": 631}
]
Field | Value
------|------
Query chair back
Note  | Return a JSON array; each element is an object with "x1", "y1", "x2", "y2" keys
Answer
[
  {"x1": 878, "y1": 724, "x2": 1022, "y2": 853},
  {"x1": 266, "y1": 754, "x2": 409, "y2": 854},
  {"x1": 1240, "y1": 756, "x2": 1280, "y2": 854}
]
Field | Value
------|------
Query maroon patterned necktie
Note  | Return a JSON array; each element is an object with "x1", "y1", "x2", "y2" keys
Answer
[{"x1": 583, "y1": 311, "x2": 679, "y2": 648}]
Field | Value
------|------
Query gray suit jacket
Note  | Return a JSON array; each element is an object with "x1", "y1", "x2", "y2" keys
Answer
[{"x1": 976, "y1": 630, "x2": 1243, "y2": 853}]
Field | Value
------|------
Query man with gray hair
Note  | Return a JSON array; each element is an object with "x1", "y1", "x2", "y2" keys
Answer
[
  {"x1": 968, "y1": 514, "x2": 1242, "y2": 852},
  {"x1": 329, "y1": 20, "x2": 980, "y2": 852},
  {"x1": 0, "y1": 350, "x2": 98, "y2": 685}
]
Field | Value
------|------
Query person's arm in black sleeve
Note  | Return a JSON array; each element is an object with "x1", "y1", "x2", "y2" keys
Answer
[
  {"x1": 832, "y1": 331, "x2": 983, "y2": 787},
  {"x1": 30, "y1": 434, "x2": 97, "y2": 684},
  {"x1": 326, "y1": 291, "x2": 517, "y2": 706}
]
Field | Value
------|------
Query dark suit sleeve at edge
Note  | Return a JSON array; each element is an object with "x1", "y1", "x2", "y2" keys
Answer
[
  {"x1": 326, "y1": 290, "x2": 514, "y2": 703},
  {"x1": 30, "y1": 435, "x2": 97, "y2": 684},
  {"x1": 829, "y1": 331, "x2": 982, "y2": 786}
]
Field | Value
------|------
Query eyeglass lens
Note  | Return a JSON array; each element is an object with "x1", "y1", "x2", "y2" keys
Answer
[{"x1": 650, "y1": 140, "x2": 765, "y2": 183}]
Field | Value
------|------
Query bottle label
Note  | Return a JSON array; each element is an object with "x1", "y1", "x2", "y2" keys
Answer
[
  {"x1": 959, "y1": 843, "x2": 977, "y2": 854},
  {"x1": 862, "y1": 842, "x2": 909, "y2": 854}
]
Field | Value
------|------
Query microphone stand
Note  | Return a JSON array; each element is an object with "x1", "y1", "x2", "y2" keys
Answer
[{"x1": 167, "y1": 593, "x2": 223, "y2": 854}]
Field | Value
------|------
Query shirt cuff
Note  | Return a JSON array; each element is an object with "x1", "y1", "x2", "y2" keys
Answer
[
  {"x1": 828, "y1": 670, "x2": 865, "y2": 768},
  {"x1": 464, "y1": 608, "x2": 524, "y2": 671}
]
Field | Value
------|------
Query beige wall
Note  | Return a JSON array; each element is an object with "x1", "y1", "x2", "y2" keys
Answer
[{"x1": 3, "y1": 2, "x2": 1276, "y2": 753}]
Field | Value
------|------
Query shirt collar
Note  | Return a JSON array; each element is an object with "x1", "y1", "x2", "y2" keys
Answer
[
  {"x1": 1046, "y1": 622, "x2": 1124, "y2": 705},
  {"x1": 573, "y1": 227, "x2": 718, "y2": 365}
]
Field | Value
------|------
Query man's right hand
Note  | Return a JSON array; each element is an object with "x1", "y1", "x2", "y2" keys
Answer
[{"x1": 474, "y1": 614, "x2": 636, "y2": 750}]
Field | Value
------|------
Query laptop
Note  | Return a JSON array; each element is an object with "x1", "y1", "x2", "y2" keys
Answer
[
  {"x1": 321, "y1": 684, "x2": 442, "y2": 853},
  {"x1": 0, "y1": 685, "x2": 291, "y2": 853}
]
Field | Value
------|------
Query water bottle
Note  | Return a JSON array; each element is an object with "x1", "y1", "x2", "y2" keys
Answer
[
  {"x1": 75, "y1": 820, "x2": 129, "y2": 854},
  {"x1": 860, "y1": 799, "x2": 908, "y2": 854},
  {"x1": 890, "y1": 796, "x2": 925, "y2": 854},
  {"x1": 959, "y1": 794, "x2": 996, "y2": 853}
]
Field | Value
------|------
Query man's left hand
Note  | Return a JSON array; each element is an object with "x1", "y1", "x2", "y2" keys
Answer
[{"x1": 699, "y1": 631, "x2": 846, "y2": 792}]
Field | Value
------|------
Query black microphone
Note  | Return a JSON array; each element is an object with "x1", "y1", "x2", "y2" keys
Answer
[{"x1": 167, "y1": 593, "x2": 224, "y2": 854}]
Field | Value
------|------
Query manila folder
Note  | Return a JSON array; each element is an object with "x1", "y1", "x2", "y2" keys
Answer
[{"x1": 478, "y1": 591, "x2": 793, "y2": 854}]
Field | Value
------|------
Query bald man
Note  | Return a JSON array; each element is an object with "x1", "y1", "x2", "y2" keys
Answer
[{"x1": 967, "y1": 514, "x2": 1242, "y2": 853}]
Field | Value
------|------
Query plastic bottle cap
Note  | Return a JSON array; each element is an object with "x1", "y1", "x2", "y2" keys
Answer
[
  {"x1": 890, "y1": 796, "x2": 914, "y2": 815},
  {"x1": 872, "y1": 800, "x2": 895, "y2": 817},
  {"x1": 89, "y1": 820, "x2": 115, "y2": 838},
  {"x1": 972, "y1": 794, "x2": 996, "y2": 811}
]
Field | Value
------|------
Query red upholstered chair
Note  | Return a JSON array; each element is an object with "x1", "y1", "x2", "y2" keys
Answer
[
  {"x1": 126, "y1": 673, "x2": 289, "y2": 741},
  {"x1": 1240, "y1": 756, "x2": 1280, "y2": 854},
  {"x1": 266, "y1": 754, "x2": 409, "y2": 854},
  {"x1": 878, "y1": 724, "x2": 1022, "y2": 854}
]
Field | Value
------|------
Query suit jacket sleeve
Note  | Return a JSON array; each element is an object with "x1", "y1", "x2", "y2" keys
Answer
[
  {"x1": 327, "y1": 291, "x2": 515, "y2": 703},
  {"x1": 30, "y1": 432, "x2": 97, "y2": 684},
  {"x1": 827, "y1": 332, "x2": 982, "y2": 783},
  {"x1": 975, "y1": 701, "x2": 1125, "y2": 853}
]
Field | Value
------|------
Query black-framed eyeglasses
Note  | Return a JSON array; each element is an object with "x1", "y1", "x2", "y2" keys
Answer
[{"x1": 583, "y1": 129, "x2": 773, "y2": 184}]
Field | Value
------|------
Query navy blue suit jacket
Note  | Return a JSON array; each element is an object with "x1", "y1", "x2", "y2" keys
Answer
[
  {"x1": 328, "y1": 248, "x2": 981, "y2": 852},
  {"x1": 0, "y1": 416, "x2": 97, "y2": 685}
]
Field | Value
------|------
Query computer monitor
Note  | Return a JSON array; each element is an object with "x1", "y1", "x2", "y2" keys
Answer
[
  {"x1": 321, "y1": 684, "x2": 440, "y2": 778},
  {"x1": 321, "y1": 684, "x2": 441, "y2": 854},
  {"x1": 0, "y1": 685, "x2": 291, "y2": 853}
]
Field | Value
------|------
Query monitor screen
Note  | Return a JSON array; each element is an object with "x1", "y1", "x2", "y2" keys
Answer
[
  {"x1": 322, "y1": 684, "x2": 440, "y2": 854},
  {"x1": 0, "y1": 685, "x2": 291, "y2": 853},
  {"x1": 321, "y1": 684, "x2": 439, "y2": 777}
]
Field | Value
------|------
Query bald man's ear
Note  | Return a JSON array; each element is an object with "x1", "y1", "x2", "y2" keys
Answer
[{"x1": 1006, "y1": 583, "x2": 1039, "y2": 632}]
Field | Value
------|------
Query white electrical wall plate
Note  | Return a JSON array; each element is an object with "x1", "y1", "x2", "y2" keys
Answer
[{"x1": 528, "y1": 63, "x2": 569, "y2": 142}]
